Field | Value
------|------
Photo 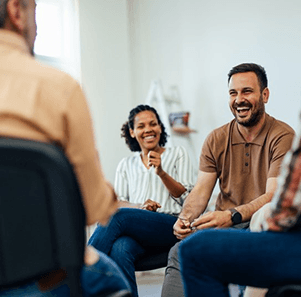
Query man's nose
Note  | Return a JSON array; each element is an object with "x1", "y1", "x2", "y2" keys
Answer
[{"x1": 235, "y1": 93, "x2": 245, "y2": 104}]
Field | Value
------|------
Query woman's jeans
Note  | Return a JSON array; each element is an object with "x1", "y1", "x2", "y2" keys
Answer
[
  {"x1": 179, "y1": 228, "x2": 301, "y2": 297},
  {"x1": 0, "y1": 250, "x2": 130, "y2": 297},
  {"x1": 88, "y1": 208, "x2": 179, "y2": 297}
]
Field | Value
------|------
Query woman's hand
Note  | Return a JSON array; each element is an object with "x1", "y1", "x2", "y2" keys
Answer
[
  {"x1": 141, "y1": 199, "x2": 161, "y2": 212},
  {"x1": 148, "y1": 151, "x2": 164, "y2": 176}
]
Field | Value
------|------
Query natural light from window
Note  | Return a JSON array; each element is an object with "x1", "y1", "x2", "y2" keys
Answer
[
  {"x1": 34, "y1": 0, "x2": 81, "y2": 82},
  {"x1": 34, "y1": 2, "x2": 63, "y2": 58}
]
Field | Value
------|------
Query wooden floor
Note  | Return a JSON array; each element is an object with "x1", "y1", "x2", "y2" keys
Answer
[
  {"x1": 136, "y1": 270, "x2": 165, "y2": 297},
  {"x1": 136, "y1": 269, "x2": 240, "y2": 297}
]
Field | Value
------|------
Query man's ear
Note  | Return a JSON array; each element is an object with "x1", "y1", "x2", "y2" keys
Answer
[
  {"x1": 262, "y1": 87, "x2": 270, "y2": 104},
  {"x1": 5, "y1": 0, "x2": 25, "y2": 33}
]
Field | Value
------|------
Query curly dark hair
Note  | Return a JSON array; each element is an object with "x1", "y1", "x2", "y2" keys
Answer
[
  {"x1": 121, "y1": 104, "x2": 168, "y2": 152},
  {"x1": 228, "y1": 63, "x2": 268, "y2": 92}
]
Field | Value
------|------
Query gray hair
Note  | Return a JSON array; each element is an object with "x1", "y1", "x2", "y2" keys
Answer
[{"x1": 0, "y1": 0, "x2": 8, "y2": 28}]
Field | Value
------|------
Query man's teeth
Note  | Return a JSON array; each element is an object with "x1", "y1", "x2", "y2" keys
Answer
[{"x1": 237, "y1": 107, "x2": 250, "y2": 112}]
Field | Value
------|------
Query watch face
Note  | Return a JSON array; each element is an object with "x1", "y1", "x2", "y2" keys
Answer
[{"x1": 232, "y1": 212, "x2": 242, "y2": 224}]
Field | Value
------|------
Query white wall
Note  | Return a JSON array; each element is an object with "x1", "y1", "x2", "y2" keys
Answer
[
  {"x1": 79, "y1": 0, "x2": 301, "y2": 181},
  {"x1": 129, "y1": 0, "x2": 301, "y2": 160},
  {"x1": 78, "y1": 0, "x2": 133, "y2": 182}
]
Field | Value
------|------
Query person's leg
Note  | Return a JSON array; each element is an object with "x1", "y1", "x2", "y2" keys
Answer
[
  {"x1": 242, "y1": 204, "x2": 272, "y2": 297},
  {"x1": 179, "y1": 228, "x2": 301, "y2": 297},
  {"x1": 88, "y1": 208, "x2": 178, "y2": 255},
  {"x1": 161, "y1": 241, "x2": 185, "y2": 297},
  {"x1": 109, "y1": 236, "x2": 145, "y2": 297},
  {"x1": 80, "y1": 249, "x2": 131, "y2": 297},
  {"x1": 0, "y1": 283, "x2": 53, "y2": 297}
]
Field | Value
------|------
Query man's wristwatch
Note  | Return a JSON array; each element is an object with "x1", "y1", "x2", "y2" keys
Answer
[{"x1": 229, "y1": 208, "x2": 242, "y2": 225}]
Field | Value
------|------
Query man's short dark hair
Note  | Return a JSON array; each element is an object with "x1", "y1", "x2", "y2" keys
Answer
[
  {"x1": 0, "y1": 0, "x2": 8, "y2": 28},
  {"x1": 228, "y1": 63, "x2": 268, "y2": 92}
]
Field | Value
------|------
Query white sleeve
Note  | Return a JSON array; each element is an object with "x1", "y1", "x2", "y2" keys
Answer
[
  {"x1": 172, "y1": 146, "x2": 196, "y2": 205},
  {"x1": 114, "y1": 158, "x2": 130, "y2": 201}
]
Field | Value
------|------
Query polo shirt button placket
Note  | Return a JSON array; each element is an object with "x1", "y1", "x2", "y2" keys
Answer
[{"x1": 244, "y1": 143, "x2": 250, "y2": 172}]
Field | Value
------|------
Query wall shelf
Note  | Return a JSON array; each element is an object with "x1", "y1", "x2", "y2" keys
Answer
[{"x1": 172, "y1": 127, "x2": 197, "y2": 134}]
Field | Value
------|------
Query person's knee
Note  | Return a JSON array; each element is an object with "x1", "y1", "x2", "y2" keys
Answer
[
  {"x1": 178, "y1": 238, "x2": 193, "y2": 267},
  {"x1": 179, "y1": 231, "x2": 214, "y2": 267},
  {"x1": 82, "y1": 250, "x2": 131, "y2": 294}
]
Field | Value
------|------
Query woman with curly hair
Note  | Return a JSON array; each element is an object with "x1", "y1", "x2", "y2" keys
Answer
[{"x1": 88, "y1": 104, "x2": 195, "y2": 297}]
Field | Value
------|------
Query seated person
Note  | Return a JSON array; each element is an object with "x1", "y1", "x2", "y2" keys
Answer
[
  {"x1": 88, "y1": 104, "x2": 196, "y2": 297},
  {"x1": 161, "y1": 62, "x2": 294, "y2": 297},
  {"x1": 179, "y1": 110, "x2": 301, "y2": 297},
  {"x1": 0, "y1": 0, "x2": 130, "y2": 295}
]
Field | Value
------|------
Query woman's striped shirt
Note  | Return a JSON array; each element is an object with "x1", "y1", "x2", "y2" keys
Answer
[{"x1": 114, "y1": 146, "x2": 196, "y2": 216}]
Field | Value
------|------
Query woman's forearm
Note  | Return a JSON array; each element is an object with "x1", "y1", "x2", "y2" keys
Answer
[{"x1": 158, "y1": 170, "x2": 186, "y2": 198}]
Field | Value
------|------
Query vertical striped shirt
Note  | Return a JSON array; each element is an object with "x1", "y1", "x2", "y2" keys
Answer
[
  {"x1": 263, "y1": 112, "x2": 301, "y2": 231},
  {"x1": 114, "y1": 146, "x2": 196, "y2": 215}
]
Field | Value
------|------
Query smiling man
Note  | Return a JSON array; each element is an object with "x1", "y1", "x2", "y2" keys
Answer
[{"x1": 161, "y1": 63, "x2": 295, "y2": 297}]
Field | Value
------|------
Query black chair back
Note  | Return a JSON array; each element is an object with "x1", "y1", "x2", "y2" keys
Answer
[{"x1": 0, "y1": 138, "x2": 86, "y2": 296}]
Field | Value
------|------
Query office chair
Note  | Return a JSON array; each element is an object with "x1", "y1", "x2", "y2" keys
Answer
[
  {"x1": 135, "y1": 250, "x2": 169, "y2": 271},
  {"x1": 0, "y1": 138, "x2": 131, "y2": 297},
  {"x1": 266, "y1": 285, "x2": 301, "y2": 297},
  {"x1": 0, "y1": 138, "x2": 86, "y2": 296}
]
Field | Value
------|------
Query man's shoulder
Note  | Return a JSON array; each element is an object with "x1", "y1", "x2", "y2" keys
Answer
[
  {"x1": 269, "y1": 115, "x2": 295, "y2": 135},
  {"x1": 24, "y1": 57, "x2": 79, "y2": 90},
  {"x1": 266, "y1": 115, "x2": 295, "y2": 140},
  {"x1": 206, "y1": 121, "x2": 234, "y2": 143}
]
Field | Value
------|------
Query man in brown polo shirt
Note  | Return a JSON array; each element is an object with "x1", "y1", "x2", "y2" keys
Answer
[{"x1": 161, "y1": 63, "x2": 295, "y2": 297}]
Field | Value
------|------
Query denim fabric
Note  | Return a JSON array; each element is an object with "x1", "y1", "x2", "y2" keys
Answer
[
  {"x1": 0, "y1": 250, "x2": 130, "y2": 297},
  {"x1": 88, "y1": 208, "x2": 179, "y2": 297},
  {"x1": 0, "y1": 283, "x2": 52, "y2": 297},
  {"x1": 110, "y1": 236, "x2": 145, "y2": 297},
  {"x1": 81, "y1": 249, "x2": 130, "y2": 296},
  {"x1": 179, "y1": 228, "x2": 301, "y2": 297}
]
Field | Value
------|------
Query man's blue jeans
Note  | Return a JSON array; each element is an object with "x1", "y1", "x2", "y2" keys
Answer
[
  {"x1": 88, "y1": 208, "x2": 179, "y2": 297},
  {"x1": 179, "y1": 228, "x2": 301, "y2": 297},
  {"x1": 0, "y1": 250, "x2": 130, "y2": 296}
]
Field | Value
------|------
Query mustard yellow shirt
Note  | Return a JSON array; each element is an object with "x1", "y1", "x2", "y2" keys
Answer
[{"x1": 0, "y1": 30, "x2": 116, "y2": 225}]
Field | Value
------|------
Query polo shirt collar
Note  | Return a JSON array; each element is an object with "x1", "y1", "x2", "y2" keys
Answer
[
  {"x1": 0, "y1": 29, "x2": 30, "y2": 55},
  {"x1": 232, "y1": 114, "x2": 272, "y2": 146}
]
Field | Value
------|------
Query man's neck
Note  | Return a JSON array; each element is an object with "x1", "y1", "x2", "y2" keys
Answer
[{"x1": 237, "y1": 113, "x2": 266, "y2": 143}]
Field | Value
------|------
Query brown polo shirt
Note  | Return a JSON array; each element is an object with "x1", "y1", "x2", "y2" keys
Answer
[
  {"x1": 200, "y1": 114, "x2": 295, "y2": 211},
  {"x1": 0, "y1": 30, "x2": 116, "y2": 225}
]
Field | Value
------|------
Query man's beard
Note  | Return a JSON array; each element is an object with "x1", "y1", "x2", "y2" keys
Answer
[{"x1": 233, "y1": 95, "x2": 265, "y2": 127}]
